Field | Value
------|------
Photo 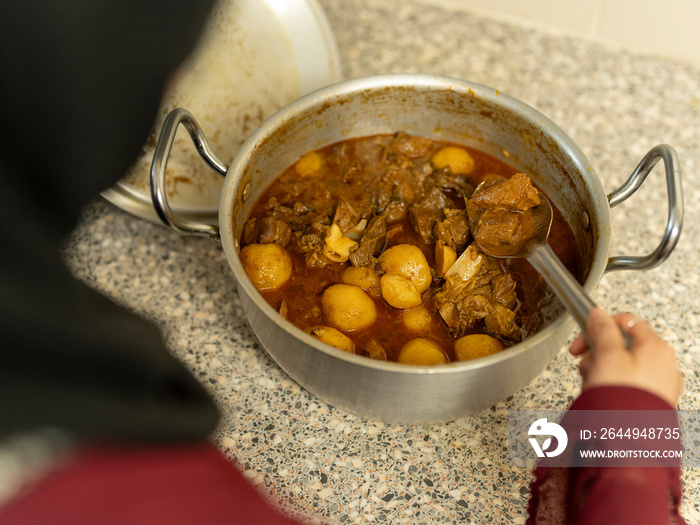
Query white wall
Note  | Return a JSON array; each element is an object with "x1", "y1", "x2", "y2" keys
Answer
[{"x1": 416, "y1": 0, "x2": 700, "y2": 66}]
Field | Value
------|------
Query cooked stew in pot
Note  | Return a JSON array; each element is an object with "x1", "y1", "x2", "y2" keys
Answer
[{"x1": 240, "y1": 132, "x2": 580, "y2": 364}]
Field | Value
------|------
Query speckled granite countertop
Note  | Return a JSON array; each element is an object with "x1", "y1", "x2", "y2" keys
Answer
[{"x1": 63, "y1": 0, "x2": 700, "y2": 523}]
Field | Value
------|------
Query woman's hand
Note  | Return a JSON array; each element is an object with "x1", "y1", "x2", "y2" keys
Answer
[{"x1": 570, "y1": 308, "x2": 684, "y2": 407}]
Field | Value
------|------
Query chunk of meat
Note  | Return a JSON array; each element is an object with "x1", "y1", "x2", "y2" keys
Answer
[
  {"x1": 356, "y1": 182, "x2": 379, "y2": 219},
  {"x1": 390, "y1": 131, "x2": 434, "y2": 159},
  {"x1": 268, "y1": 204, "x2": 307, "y2": 230},
  {"x1": 309, "y1": 191, "x2": 337, "y2": 218},
  {"x1": 433, "y1": 209, "x2": 470, "y2": 252},
  {"x1": 305, "y1": 251, "x2": 332, "y2": 269},
  {"x1": 242, "y1": 218, "x2": 259, "y2": 245},
  {"x1": 242, "y1": 215, "x2": 293, "y2": 247},
  {"x1": 433, "y1": 243, "x2": 521, "y2": 340},
  {"x1": 375, "y1": 180, "x2": 394, "y2": 214},
  {"x1": 353, "y1": 137, "x2": 388, "y2": 166},
  {"x1": 258, "y1": 216, "x2": 292, "y2": 246},
  {"x1": 467, "y1": 173, "x2": 541, "y2": 257},
  {"x1": 436, "y1": 293, "x2": 489, "y2": 335},
  {"x1": 293, "y1": 201, "x2": 309, "y2": 215},
  {"x1": 327, "y1": 142, "x2": 362, "y2": 181},
  {"x1": 382, "y1": 198, "x2": 408, "y2": 223},
  {"x1": 484, "y1": 304, "x2": 519, "y2": 339},
  {"x1": 350, "y1": 215, "x2": 387, "y2": 270},
  {"x1": 393, "y1": 181, "x2": 415, "y2": 204},
  {"x1": 423, "y1": 168, "x2": 475, "y2": 200},
  {"x1": 469, "y1": 173, "x2": 540, "y2": 211},
  {"x1": 408, "y1": 187, "x2": 448, "y2": 244},
  {"x1": 296, "y1": 230, "x2": 323, "y2": 254},
  {"x1": 491, "y1": 272, "x2": 518, "y2": 310},
  {"x1": 333, "y1": 197, "x2": 361, "y2": 233},
  {"x1": 296, "y1": 217, "x2": 332, "y2": 268},
  {"x1": 374, "y1": 166, "x2": 418, "y2": 224},
  {"x1": 471, "y1": 208, "x2": 535, "y2": 257},
  {"x1": 385, "y1": 152, "x2": 414, "y2": 170}
]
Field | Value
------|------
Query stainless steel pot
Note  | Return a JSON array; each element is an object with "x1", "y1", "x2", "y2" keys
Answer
[{"x1": 150, "y1": 75, "x2": 683, "y2": 423}]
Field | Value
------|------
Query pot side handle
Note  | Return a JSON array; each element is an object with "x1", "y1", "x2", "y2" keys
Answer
[
  {"x1": 605, "y1": 144, "x2": 684, "y2": 272},
  {"x1": 150, "y1": 108, "x2": 229, "y2": 238}
]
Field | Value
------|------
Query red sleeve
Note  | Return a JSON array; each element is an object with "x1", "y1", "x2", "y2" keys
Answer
[
  {"x1": 571, "y1": 385, "x2": 678, "y2": 411},
  {"x1": 0, "y1": 442, "x2": 302, "y2": 525},
  {"x1": 527, "y1": 386, "x2": 685, "y2": 525}
]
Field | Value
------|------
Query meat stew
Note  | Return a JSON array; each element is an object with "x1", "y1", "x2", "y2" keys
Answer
[{"x1": 240, "y1": 132, "x2": 580, "y2": 364}]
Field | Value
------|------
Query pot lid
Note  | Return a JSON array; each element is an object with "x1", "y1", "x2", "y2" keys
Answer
[{"x1": 102, "y1": 0, "x2": 342, "y2": 224}]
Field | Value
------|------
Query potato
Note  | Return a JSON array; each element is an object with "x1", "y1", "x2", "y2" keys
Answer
[
  {"x1": 378, "y1": 244, "x2": 431, "y2": 292},
  {"x1": 435, "y1": 241, "x2": 457, "y2": 278},
  {"x1": 431, "y1": 146, "x2": 475, "y2": 174},
  {"x1": 380, "y1": 274, "x2": 422, "y2": 309},
  {"x1": 322, "y1": 284, "x2": 377, "y2": 332},
  {"x1": 294, "y1": 150, "x2": 324, "y2": 177},
  {"x1": 306, "y1": 326, "x2": 354, "y2": 353},
  {"x1": 240, "y1": 243, "x2": 292, "y2": 291},
  {"x1": 398, "y1": 338, "x2": 448, "y2": 365},
  {"x1": 454, "y1": 334, "x2": 505, "y2": 361},
  {"x1": 402, "y1": 306, "x2": 432, "y2": 331},
  {"x1": 342, "y1": 266, "x2": 380, "y2": 291}
]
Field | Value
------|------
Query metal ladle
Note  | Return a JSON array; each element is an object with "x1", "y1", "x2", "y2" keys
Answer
[{"x1": 468, "y1": 192, "x2": 631, "y2": 351}]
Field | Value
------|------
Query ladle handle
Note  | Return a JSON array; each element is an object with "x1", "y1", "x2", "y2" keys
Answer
[
  {"x1": 150, "y1": 108, "x2": 229, "y2": 238},
  {"x1": 528, "y1": 244, "x2": 633, "y2": 352}
]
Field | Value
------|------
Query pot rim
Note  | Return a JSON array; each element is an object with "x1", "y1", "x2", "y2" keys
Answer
[{"x1": 219, "y1": 74, "x2": 607, "y2": 375}]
